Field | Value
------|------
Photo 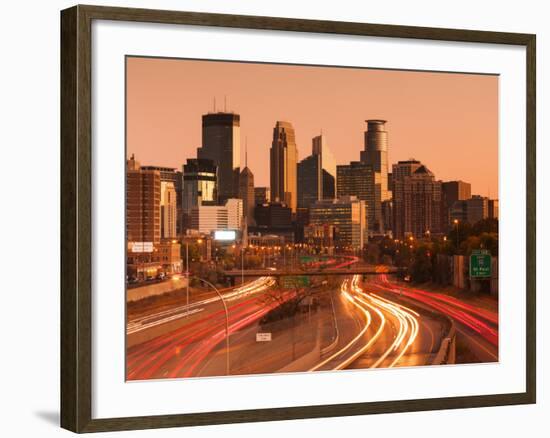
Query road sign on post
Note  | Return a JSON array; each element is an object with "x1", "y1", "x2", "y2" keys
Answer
[
  {"x1": 256, "y1": 333, "x2": 272, "y2": 342},
  {"x1": 470, "y1": 249, "x2": 492, "y2": 278}
]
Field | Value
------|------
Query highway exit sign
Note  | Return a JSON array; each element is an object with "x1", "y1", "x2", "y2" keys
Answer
[{"x1": 470, "y1": 250, "x2": 492, "y2": 278}]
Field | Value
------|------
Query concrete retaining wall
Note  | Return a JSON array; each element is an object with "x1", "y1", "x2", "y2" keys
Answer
[{"x1": 127, "y1": 277, "x2": 188, "y2": 302}]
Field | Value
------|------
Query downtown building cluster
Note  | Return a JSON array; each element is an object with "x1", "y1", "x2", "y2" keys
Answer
[{"x1": 126, "y1": 110, "x2": 498, "y2": 279}]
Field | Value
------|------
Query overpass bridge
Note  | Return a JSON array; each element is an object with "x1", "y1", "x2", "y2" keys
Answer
[{"x1": 223, "y1": 266, "x2": 402, "y2": 279}]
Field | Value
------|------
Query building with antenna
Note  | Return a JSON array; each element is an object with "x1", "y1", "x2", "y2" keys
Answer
[{"x1": 197, "y1": 109, "x2": 241, "y2": 203}]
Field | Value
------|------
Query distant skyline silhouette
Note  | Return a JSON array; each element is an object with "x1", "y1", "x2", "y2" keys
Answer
[{"x1": 127, "y1": 57, "x2": 498, "y2": 197}]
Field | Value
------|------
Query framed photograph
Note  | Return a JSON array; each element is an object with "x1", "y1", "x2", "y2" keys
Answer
[{"x1": 60, "y1": 5, "x2": 536, "y2": 433}]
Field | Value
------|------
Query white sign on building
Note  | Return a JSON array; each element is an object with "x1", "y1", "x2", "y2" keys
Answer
[{"x1": 130, "y1": 242, "x2": 154, "y2": 253}]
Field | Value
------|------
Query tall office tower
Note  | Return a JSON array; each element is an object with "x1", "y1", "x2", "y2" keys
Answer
[
  {"x1": 336, "y1": 161, "x2": 380, "y2": 233},
  {"x1": 270, "y1": 121, "x2": 298, "y2": 212},
  {"x1": 141, "y1": 165, "x2": 183, "y2": 235},
  {"x1": 126, "y1": 156, "x2": 161, "y2": 244},
  {"x1": 160, "y1": 181, "x2": 177, "y2": 239},
  {"x1": 239, "y1": 165, "x2": 255, "y2": 226},
  {"x1": 182, "y1": 158, "x2": 217, "y2": 231},
  {"x1": 297, "y1": 154, "x2": 322, "y2": 208},
  {"x1": 254, "y1": 187, "x2": 271, "y2": 205},
  {"x1": 309, "y1": 196, "x2": 367, "y2": 250},
  {"x1": 360, "y1": 120, "x2": 390, "y2": 202},
  {"x1": 312, "y1": 134, "x2": 336, "y2": 198},
  {"x1": 190, "y1": 198, "x2": 243, "y2": 234},
  {"x1": 197, "y1": 112, "x2": 240, "y2": 203},
  {"x1": 441, "y1": 180, "x2": 472, "y2": 231},
  {"x1": 392, "y1": 163, "x2": 443, "y2": 239}
]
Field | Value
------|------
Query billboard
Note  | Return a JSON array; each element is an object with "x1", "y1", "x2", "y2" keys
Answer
[{"x1": 214, "y1": 230, "x2": 237, "y2": 241}]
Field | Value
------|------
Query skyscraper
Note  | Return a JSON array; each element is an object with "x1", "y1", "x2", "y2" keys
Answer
[
  {"x1": 197, "y1": 112, "x2": 240, "y2": 203},
  {"x1": 239, "y1": 165, "x2": 255, "y2": 226},
  {"x1": 392, "y1": 163, "x2": 443, "y2": 239},
  {"x1": 160, "y1": 181, "x2": 177, "y2": 239},
  {"x1": 336, "y1": 161, "x2": 380, "y2": 233},
  {"x1": 312, "y1": 134, "x2": 336, "y2": 198},
  {"x1": 298, "y1": 153, "x2": 322, "y2": 208},
  {"x1": 360, "y1": 120, "x2": 390, "y2": 202},
  {"x1": 270, "y1": 121, "x2": 298, "y2": 212},
  {"x1": 182, "y1": 158, "x2": 217, "y2": 230}
]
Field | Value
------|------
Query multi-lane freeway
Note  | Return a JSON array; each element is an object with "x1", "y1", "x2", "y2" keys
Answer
[{"x1": 126, "y1": 271, "x2": 498, "y2": 380}]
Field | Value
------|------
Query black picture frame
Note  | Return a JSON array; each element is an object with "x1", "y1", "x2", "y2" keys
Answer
[{"x1": 60, "y1": 4, "x2": 536, "y2": 433}]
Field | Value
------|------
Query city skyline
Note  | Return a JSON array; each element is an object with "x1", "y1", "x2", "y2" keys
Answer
[
  {"x1": 127, "y1": 57, "x2": 498, "y2": 196},
  {"x1": 125, "y1": 56, "x2": 500, "y2": 381}
]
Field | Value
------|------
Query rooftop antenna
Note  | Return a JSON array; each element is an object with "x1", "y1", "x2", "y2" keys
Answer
[
  {"x1": 213, "y1": 96, "x2": 216, "y2": 112},
  {"x1": 224, "y1": 95, "x2": 227, "y2": 112}
]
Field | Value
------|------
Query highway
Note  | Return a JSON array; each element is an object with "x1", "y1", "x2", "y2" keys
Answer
[
  {"x1": 366, "y1": 274, "x2": 499, "y2": 363},
  {"x1": 126, "y1": 276, "x2": 289, "y2": 380},
  {"x1": 309, "y1": 275, "x2": 446, "y2": 371},
  {"x1": 127, "y1": 272, "x2": 459, "y2": 380}
]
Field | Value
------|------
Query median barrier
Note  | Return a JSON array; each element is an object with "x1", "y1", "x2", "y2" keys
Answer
[
  {"x1": 431, "y1": 322, "x2": 456, "y2": 365},
  {"x1": 320, "y1": 291, "x2": 340, "y2": 357}
]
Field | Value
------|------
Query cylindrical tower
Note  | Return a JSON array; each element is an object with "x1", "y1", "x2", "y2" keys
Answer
[{"x1": 364, "y1": 119, "x2": 388, "y2": 152}]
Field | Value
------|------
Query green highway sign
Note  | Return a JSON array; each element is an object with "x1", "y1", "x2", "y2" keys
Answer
[
  {"x1": 470, "y1": 251, "x2": 492, "y2": 278},
  {"x1": 281, "y1": 275, "x2": 310, "y2": 289}
]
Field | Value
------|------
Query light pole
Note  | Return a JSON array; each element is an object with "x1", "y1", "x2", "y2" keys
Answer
[
  {"x1": 241, "y1": 245, "x2": 244, "y2": 286},
  {"x1": 191, "y1": 276, "x2": 230, "y2": 375},
  {"x1": 453, "y1": 219, "x2": 459, "y2": 253},
  {"x1": 185, "y1": 241, "x2": 189, "y2": 314}
]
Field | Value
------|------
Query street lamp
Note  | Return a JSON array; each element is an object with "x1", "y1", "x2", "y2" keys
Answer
[
  {"x1": 241, "y1": 245, "x2": 245, "y2": 286},
  {"x1": 190, "y1": 276, "x2": 230, "y2": 376},
  {"x1": 453, "y1": 219, "x2": 459, "y2": 252},
  {"x1": 185, "y1": 241, "x2": 189, "y2": 314}
]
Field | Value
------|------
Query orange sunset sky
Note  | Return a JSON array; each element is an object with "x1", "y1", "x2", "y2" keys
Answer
[{"x1": 127, "y1": 57, "x2": 498, "y2": 196}]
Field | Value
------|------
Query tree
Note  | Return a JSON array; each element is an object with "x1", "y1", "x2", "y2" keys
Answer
[
  {"x1": 410, "y1": 244, "x2": 433, "y2": 283},
  {"x1": 365, "y1": 243, "x2": 381, "y2": 264}
]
